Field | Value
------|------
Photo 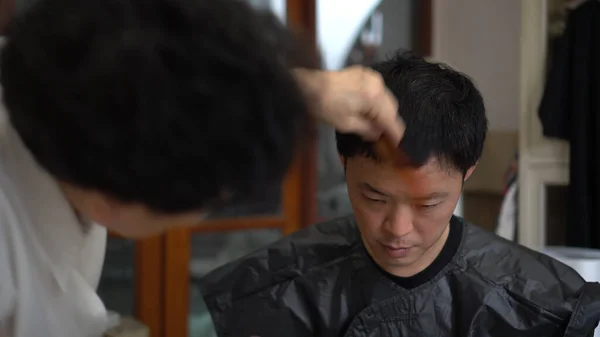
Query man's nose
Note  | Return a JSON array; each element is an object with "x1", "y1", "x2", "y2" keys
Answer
[{"x1": 383, "y1": 205, "x2": 414, "y2": 237}]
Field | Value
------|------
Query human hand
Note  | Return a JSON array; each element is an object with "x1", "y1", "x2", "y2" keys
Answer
[{"x1": 293, "y1": 66, "x2": 404, "y2": 145}]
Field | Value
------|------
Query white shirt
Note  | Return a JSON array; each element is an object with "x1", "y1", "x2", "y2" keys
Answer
[{"x1": 0, "y1": 39, "x2": 109, "y2": 337}]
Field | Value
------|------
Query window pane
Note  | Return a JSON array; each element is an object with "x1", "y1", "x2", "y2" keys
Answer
[{"x1": 97, "y1": 237, "x2": 136, "y2": 316}]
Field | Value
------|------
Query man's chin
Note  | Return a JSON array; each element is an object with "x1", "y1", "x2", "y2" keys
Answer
[{"x1": 370, "y1": 249, "x2": 424, "y2": 276}]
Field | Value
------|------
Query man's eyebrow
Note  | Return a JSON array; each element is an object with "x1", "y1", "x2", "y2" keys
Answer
[
  {"x1": 359, "y1": 183, "x2": 449, "y2": 200},
  {"x1": 412, "y1": 192, "x2": 449, "y2": 201},
  {"x1": 359, "y1": 183, "x2": 389, "y2": 196}
]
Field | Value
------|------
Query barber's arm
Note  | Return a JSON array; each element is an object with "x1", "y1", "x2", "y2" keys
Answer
[{"x1": 293, "y1": 66, "x2": 404, "y2": 145}]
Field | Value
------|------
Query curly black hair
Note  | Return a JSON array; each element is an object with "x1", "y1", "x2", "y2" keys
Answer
[
  {"x1": 336, "y1": 51, "x2": 487, "y2": 174},
  {"x1": 1, "y1": 0, "x2": 312, "y2": 213}
]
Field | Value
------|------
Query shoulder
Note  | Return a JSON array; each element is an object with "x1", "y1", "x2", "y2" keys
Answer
[
  {"x1": 201, "y1": 215, "x2": 361, "y2": 300},
  {"x1": 457, "y1": 219, "x2": 585, "y2": 308}
]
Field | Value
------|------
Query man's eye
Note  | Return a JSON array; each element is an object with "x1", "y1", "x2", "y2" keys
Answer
[
  {"x1": 419, "y1": 203, "x2": 439, "y2": 209},
  {"x1": 362, "y1": 194, "x2": 385, "y2": 203}
]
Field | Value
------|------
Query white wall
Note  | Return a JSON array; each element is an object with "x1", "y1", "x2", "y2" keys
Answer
[
  {"x1": 432, "y1": 0, "x2": 522, "y2": 131},
  {"x1": 317, "y1": 0, "x2": 380, "y2": 70},
  {"x1": 317, "y1": 0, "x2": 414, "y2": 70},
  {"x1": 433, "y1": 0, "x2": 522, "y2": 194}
]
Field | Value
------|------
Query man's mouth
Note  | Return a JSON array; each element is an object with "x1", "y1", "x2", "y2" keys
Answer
[
  {"x1": 382, "y1": 244, "x2": 412, "y2": 250},
  {"x1": 380, "y1": 243, "x2": 413, "y2": 258}
]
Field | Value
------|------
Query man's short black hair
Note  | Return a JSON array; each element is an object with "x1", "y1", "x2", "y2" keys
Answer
[
  {"x1": 336, "y1": 51, "x2": 487, "y2": 174},
  {"x1": 1, "y1": 0, "x2": 312, "y2": 213}
]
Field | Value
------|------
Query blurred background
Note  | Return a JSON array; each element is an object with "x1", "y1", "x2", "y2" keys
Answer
[{"x1": 2, "y1": 0, "x2": 593, "y2": 336}]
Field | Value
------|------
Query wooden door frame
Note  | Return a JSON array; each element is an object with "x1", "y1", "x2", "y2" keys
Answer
[
  {"x1": 413, "y1": 0, "x2": 433, "y2": 57},
  {"x1": 287, "y1": 0, "x2": 319, "y2": 227},
  {"x1": 134, "y1": 236, "x2": 164, "y2": 337}
]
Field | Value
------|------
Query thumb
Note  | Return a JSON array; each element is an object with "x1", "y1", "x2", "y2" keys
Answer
[
  {"x1": 368, "y1": 88, "x2": 404, "y2": 145},
  {"x1": 380, "y1": 116, "x2": 405, "y2": 145}
]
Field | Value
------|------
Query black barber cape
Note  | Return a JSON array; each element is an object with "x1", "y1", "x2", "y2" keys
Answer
[
  {"x1": 538, "y1": 0, "x2": 600, "y2": 248},
  {"x1": 201, "y1": 216, "x2": 600, "y2": 337}
]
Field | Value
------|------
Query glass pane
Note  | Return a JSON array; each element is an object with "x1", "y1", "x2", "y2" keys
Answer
[
  {"x1": 545, "y1": 184, "x2": 568, "y2": 246},
  {"x1": 97, "y1": 236, "x2": 136, "y2": 316},
  {"x1": 188, "y1": 229, "x2": 283, "y2": 337},
  {"x1": 316, "y1": 0, "x2": 421, "y2": 220}
]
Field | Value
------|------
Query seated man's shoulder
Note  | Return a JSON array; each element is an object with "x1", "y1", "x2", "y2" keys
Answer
[
  {"x1": 201, "y1": 215, "x2": 361, "y2": 299},
  {"x1": 459, "y1": 221, "x2": 585, "y2": 302}
]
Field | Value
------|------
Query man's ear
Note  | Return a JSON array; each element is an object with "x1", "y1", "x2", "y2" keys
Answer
[
  {"x1": 339, "y1": 155, "x2": 345, "y2": 166},
  {"x1": 85, "y1": 193, "x2": 121, "y2": 226},
  {"x1": 463, "y1": 163, "x2": 477, "y2": 182}
]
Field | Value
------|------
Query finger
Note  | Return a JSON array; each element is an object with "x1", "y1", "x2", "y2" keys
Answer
[
  {"x1": 361, "y1": 127, "x2": 383, "y2": 142},
  {"x1": 359, "y1": 72, "x2": 404, "y2": 145},
  {"x1": 372, "y1": 89, "x2": 404, "y2": 145},
  {"x1": 374, "y1": 136, "x2": 404, "y2": 167}
]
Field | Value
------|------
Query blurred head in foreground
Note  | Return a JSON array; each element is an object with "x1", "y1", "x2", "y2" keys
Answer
[{"x1": 1, "y1": 0, "x2": 316, "y2": 237}]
